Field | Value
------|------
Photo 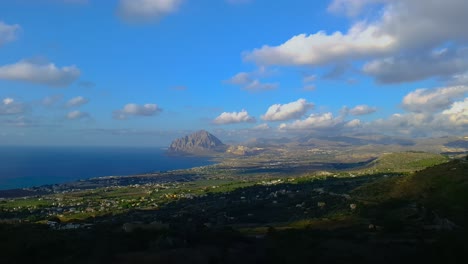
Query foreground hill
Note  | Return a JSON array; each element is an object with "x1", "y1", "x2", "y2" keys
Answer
[
  {"x1": 354, "y1": 156, "x2": 468, "y2": 226},
  {"x1": 1, "y1": 154, "x2": 467, "y2": 263},
  {"x1": 168, "y1": 130, "x2": 227, "y2": 155}
]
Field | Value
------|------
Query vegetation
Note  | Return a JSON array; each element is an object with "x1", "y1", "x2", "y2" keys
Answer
[{"x1": 0, "y1": 152, "x2": 467, "y2": 263}]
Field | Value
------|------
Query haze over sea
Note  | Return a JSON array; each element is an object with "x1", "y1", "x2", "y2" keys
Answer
[{"x1": 0, "y1": 146, "x2": 213, "y2": 190}]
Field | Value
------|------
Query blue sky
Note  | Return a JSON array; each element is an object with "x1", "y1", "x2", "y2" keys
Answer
[{"x1": 0, "y1": 0, "x2": 467, "y2": 146}]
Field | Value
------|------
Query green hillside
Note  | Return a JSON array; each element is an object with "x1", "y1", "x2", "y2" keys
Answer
[
  {"x1": 353, "y1": 157, "x2": 468, "y2": 225},
  {"x1": 366, "y1": 152, "x2": 448, "y2": 172}
]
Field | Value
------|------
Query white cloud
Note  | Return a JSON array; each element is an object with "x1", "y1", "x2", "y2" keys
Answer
[
  {"x1": 118, "y1": 0, "x2": 183, "y2": 22},
  {"x1": 442, "y1": 98, "x2": 468, "y2": 126},
  {"x1": 0, "y1": 21, "x2": 20, "y2": 46},
  {"x1": 0, "y1": 98, "x2": 26, "y2": 115},
  {"x1": 66, "y1": 96, "x2": 89, "y2": 108},
  {"x1": 225, "y1": 71, "x2": 278, "y2": 92},
  {"x1": 3, "y1": 98, "x2": 14, "y2": 105},
  {"x1": 113, "y1": 103, "x2": 162, "y2": 120},
  {"x1": 369, "y1": 97, "x2": 468, "y2": 136},
  {"x1": 262, "y1": 98, "x2": 314, "y2": 121},
  {"x1": 227, "y1": 72, "x2": 252, "y2": 85},
  {"x1": 370, "y1": 112, "x2": 431, "y2": 135},
  {"x1": 213, "y1": 110, "x2": 256, "y2": 125},
  {"x1": 253, "y1": 123, "x2": 270, "y2": 130},
  {"x1": 244, "y1": 0, "x2": 468, "y2": 84},
  {"x1": 345, "y1": 119, "x2": 362, "y2": 128},
  {"x1": 348, "y1": 105, "x2": 377, "y2": 115},
  {"x1": 66, "y1": 110, "x2": 89, "y2": 120},
  {"x1": 244, "y1": 23, "x2": 396, "y2": 66},
  {"x1": 279, "y1": 112, "x2": 343, "y2": 130},
  {"x1": 402, "y1": 85, "x2": 468, "y2": 113},
  {"x1": 0, "y1": 60, "x2": 80, "y2": 87}
]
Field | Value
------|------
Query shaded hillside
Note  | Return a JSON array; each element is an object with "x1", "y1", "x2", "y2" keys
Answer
[
  {"x1": 168, "y1": 130, "x2": 227, "y2": 155},
  {"x1": 353, "y1": 157, "x2": 468, "y2": 225}
]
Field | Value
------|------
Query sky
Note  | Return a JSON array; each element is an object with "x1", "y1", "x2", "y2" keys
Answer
[{"x1": 0, "y1": 0, "x2": 467, "y2": 146}]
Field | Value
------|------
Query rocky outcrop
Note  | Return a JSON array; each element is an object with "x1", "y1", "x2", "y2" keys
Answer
[{"x1": 168, "y1": 130, "x2": 226, "y2": 154}]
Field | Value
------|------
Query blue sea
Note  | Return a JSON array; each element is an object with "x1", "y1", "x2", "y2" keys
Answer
[{"x1": 0, "y1": 146, "x2": 214, "y2": 190}]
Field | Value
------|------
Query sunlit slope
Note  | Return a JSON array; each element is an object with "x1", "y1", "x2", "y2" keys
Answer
[{"x1": 364, "y1": 152, "x2": 448, "y2": 172}]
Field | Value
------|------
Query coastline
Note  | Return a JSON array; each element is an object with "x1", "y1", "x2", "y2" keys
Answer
[{"x1": 0, "y1": 146, "x2": 215, "y2": 191}]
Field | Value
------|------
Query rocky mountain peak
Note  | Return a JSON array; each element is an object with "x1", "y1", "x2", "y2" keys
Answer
[{"x1": 168, "y1": 130, "x2": 226, "y2": 154}]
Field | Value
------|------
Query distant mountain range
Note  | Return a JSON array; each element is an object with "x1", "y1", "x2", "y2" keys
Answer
[
  {"x1": 168, "y1": 130, "x2": 227, "y2": 155},
  {"x1": 168, "y1": 130, "x2": 467, "y2": 157}
]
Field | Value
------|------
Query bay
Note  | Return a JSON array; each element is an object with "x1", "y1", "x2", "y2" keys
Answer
[{"x1": 0, "y1": 146, "x2": 213, "y2": 190}]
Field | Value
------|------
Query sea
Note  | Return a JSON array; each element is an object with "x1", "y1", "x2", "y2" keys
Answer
[{"x1": 0, "y1": 146, "x2": 214, "y2": 190}]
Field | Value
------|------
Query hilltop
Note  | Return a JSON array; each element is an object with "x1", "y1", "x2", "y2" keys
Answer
[{"x1": 168, "y1": 130, "x2": 227, "y2": 155}]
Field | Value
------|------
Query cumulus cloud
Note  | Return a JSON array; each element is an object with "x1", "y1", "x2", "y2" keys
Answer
[
  {"x1": 118, "y1": 0, "x2": 183, "y2": 22},
  {"x1": 0, "y1": 98, "x2": 25, "y2": 115},
  {"x1": 279, "y1": 112, "x2": 343, "y2": 130},
  {"x1": 348, "y1": 105, "x2": 377, "y2": 115},
  {"x1": 369, "y1": 96, "x2": 468, "y2": 136},
  {"x1": 0, "y1": 60, "x2": 80, "y2": 87},
  {"x1": 262, "y1": 98, "x2": 314, "y2": 121},
  {"x1": 402, "y1": 85, "x2": 468, "y2": 113},
  {"x1": 3, "y1": 98, "x2": 14, "y2": 105},
  {"x1": 66, "y1": 110, "x2": 90, "y2": 120},
  {"x1": 370, "y1": 112, "x2": 431, "y2": 136},
  {"x1": 244, "y1": 23, "x2": 396, "y2": 66},
  {"x1": 66, "y1": 96, "x2": 89, "y2": 108},
  {"x1": 113, "y1": 103, "x2": 162, "y2": 120},
  {"x1": 225, "y1": 71, "x2": 278, "y2": 92},
  {"x1": 213, "y1": 110, "x2": 256, "y2": 125},
  {"x1": 0, "y1": 21, "x2": 20, "y2": 46},
  {"x1": 227, "y1": 72, "x2": 250, "y2": 85},
  {"x1": 441, "y1": 98, "x2": 468, "y2": 126},
  {"x1": 244, "y1": 0, "x2": 468, "y2": 84},
  {"x1": 344, "y1": 119, "x2": 362, "y2": 128}
]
